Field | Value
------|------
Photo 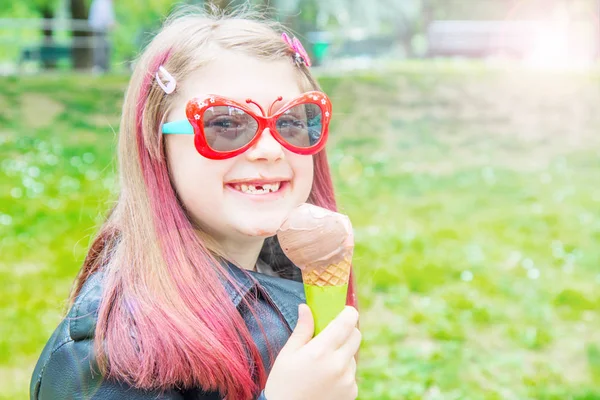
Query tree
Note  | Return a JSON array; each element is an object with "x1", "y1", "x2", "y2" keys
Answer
[{"x1": 70, "y1": 0, "x2": 91, "y2": 69}]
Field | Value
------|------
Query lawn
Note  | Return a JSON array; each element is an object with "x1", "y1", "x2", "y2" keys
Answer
[{"x1": 1, "y1": 63, "x2": 600, "y2": 399}]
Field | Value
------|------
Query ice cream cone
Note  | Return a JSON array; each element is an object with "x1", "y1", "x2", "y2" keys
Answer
[
  {"x1": 301, "y1": 257, "x2": 352, "y2": 287},
  {"x1": 277, "y1": 204, "x2": 354, "y2": 335}
]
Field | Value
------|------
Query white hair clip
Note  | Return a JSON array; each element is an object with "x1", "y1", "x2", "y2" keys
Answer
[{"x1": 156, "y1": 66, "x2": 176, "y2": 94}]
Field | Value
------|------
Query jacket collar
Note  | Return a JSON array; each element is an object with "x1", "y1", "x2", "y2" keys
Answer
[{"x1": 222, "y1": 261, "x2": 305, "y2": 329}]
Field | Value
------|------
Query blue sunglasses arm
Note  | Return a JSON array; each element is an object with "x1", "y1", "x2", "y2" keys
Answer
[{"x1": 162, "y1": 120, "x2": 194, "y2": 134}]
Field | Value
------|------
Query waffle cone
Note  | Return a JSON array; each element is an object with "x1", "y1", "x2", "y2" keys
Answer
[{"x1": 301, "y1": 257, "x2": 352, "y2": 287}]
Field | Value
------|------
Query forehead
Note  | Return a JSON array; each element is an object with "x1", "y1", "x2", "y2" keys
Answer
[{"x1": 178, "y1": 51, "x2": 304, "y2": 106}]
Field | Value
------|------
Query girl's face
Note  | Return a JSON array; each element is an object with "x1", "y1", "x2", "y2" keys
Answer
[{"x1": 164, "y1": 51, "x2": 314, "y2": 244}]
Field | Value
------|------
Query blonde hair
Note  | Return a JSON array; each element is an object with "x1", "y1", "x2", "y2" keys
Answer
[{"x1": 71, "y1": 6, "x2": 355, "y2": 399}]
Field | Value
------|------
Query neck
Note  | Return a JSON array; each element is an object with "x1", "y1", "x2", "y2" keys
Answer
[
  {"x1": 194, "y1": 228, "x2": 266, "y2": 271},
  {"x1": 219, "y1": 236, "x2": 265, "y2": 271}
]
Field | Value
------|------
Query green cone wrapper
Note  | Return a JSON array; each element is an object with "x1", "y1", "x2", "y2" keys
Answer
[{"x1": 305, "y1": 283, "x2": 350, "y2": 335}]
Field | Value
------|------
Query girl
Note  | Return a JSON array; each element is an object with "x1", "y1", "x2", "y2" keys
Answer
[{"x1": 30, "y1": 7, "x2": 360, "y2": 400}]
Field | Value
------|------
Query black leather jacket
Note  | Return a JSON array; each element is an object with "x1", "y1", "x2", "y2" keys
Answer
[{"x1": 30, "y1": 262, "x2": 305, "y2": 399}]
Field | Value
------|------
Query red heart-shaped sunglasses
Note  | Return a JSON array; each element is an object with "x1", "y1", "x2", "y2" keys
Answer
[{"x1": 162, "y1": 91, "x2": 332, "y2": 160}]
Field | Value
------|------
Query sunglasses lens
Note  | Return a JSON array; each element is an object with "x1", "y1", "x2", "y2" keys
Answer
[
  {"x1": 276, "y1": 103, "x2": 323, "y2": 148},
  {"x1": 203, "y1": 106, "x2": 258, "y2": 152}
]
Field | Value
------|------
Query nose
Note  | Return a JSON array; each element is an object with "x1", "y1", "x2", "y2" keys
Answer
[{"x1": 245, "y1": 128, "x2": 284, "y2": 162}]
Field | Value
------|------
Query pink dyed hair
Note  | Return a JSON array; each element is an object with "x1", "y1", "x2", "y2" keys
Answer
[{"x1": 70, "y1": 8, "x2": 357, "y2": 400}]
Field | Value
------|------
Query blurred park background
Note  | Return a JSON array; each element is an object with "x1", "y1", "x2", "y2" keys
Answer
[{"x1": 2, "y1": 0, "x2": 600, "y2": 399}]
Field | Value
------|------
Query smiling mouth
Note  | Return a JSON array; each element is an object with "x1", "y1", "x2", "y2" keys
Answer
[{"x1": 227, "y1": 181, "x2": 288, "y2": 195}]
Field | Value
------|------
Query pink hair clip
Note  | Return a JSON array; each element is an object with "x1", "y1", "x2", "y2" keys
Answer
[
  {"x1": 156, "y1": 66, "x2": 176, "y2": 94},
  {"x1": 281, "y1": 32, "x2": 312, "y2": 67}
]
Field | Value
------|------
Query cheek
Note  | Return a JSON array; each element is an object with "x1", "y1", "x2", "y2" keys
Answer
[
  {"x1": 165, "y1": 137, "x2": 230, "y2": 217},
  {"x1": 166, "y1": 138, "x2": 200, "y2": 193},
  {"x1": 292, "y1": 155, "x2": 315, "y2": 200}
]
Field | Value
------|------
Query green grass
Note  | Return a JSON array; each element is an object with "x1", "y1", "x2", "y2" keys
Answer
[{"x1": 2, "y1": 64, "x2": 600, "y2": 399}]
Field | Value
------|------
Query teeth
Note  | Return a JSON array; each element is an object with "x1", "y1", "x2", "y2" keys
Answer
[
  {"x1": 266, "y1": 182, "x2": 281, "y2": 192},
  {"x1": 233, "y1": 182, "x2": 281, "y2": 194}
]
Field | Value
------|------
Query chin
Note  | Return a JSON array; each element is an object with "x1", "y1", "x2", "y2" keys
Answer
[
  {"x1": 244, "y1": 228, "x2": 278, "y2": 238},
  {"x1": 236, "y1": 219, "x2": 284, "y2": 238}
]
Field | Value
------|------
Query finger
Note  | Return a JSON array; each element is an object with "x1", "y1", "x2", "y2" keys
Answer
[
  {"x1": 309, "y1": 306, "x2": 358, "y2": 350},
  {"x1": 342, "y1": 357, "x2": 358, "y2": 398},
  {"x1": 338, "y1": 327, "x2": 361, "y2": 358},
  {"x1": 283, "y1": 304, "x2": 314, "y2": 351},
  {"x1": 346, "y1": 356, "x2": 357, "y2": 378}
]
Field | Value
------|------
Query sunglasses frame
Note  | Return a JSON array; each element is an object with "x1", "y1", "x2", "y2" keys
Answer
[{"x1": 162, "y1": 91, "x2": 332, "y2": 160}]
